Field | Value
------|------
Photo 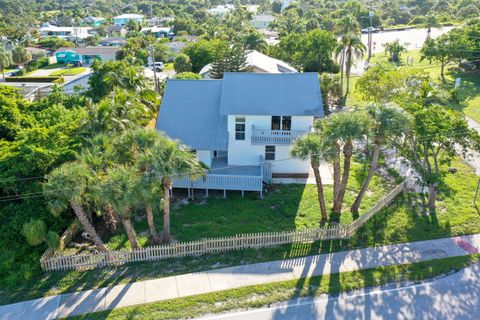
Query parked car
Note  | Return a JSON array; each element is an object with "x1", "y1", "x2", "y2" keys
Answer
[
  {"x1": 72, "y1": 60, "x2": 83, "y2": 67},
  {"x1": 150, "y1": 62, "x2": 164, "y2": 72}
]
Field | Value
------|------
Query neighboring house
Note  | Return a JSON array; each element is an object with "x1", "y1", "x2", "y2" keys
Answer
[
  {"x1": 39, "y1": 24, "x2": 92, "y2": 40},
  {"x1": 165, "y1": 41, "x2": 186, "y2": 54},
  {"x1": 207, "y1": 4, "x2": 235, "y2": 15},
  {"x1": 141, "y1": 26, "x2": 174, "y2": 39},
  {"x1": 147, "y1": 16, "x2": 175, "y2": 27},
  {"x1": 100, "y1": 37, "x2": 126, "y2": 47},
  {"x1": 82, "y1": 16, "x2": 106, "y2": 27},
  {"x1": 113, "y1": 14, "x2": 144, "y2": 26},
  {"x1": 200, "y1": 50, "x2": 297, "y2": 79},
  {"x1": 55, "y1": 46, "x2": 119, "y2": 64},
  {"x1": 156, "y1": 73, "x2": 323, "y2": 195},
  {"x1": 251, "y1": 14, "x2": 275, "y2": 30},
  {"x1": 106, "y1": 25, "x2": 127, "y2": 37}
]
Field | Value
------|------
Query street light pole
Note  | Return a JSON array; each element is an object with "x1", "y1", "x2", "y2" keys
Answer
[{"x1": 368, "y1": 11, "x2": 373, "y2": 61}]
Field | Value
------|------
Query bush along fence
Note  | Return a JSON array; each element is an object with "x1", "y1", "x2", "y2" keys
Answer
[{"x1": 41, "y1": 181, "x2": 406, "y2": 271}]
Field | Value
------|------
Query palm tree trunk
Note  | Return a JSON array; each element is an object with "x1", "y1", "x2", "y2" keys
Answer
[
  {"x1": 312, "y1": 160, "x2": 328, "y2": 221},
  {"x1": 351, "y1": 143, "x2": 380, "y2": 214},
  {"x1": 146, "y1": 205, "x2": 161, "y2": 244},
  {"x1": 339, "y1": 49, "x2": 345, "y2": 106},
  {"x1": 333, "y1": 142, "x2": 341, "y2": 200},
  {"x1": 104, "y1": 205, "x2": 120, "y2": 234},
  {"x1": 333, "y1": 140, "x2": 353, "y2": 214},
  {"x1": 345, "y1": 48, "x2": 352, "y2": 101},
  {"x1": 121, "y1": 217, "x2": 139, "y2": 249},
  {"x1": 70, "y1": 202, "x2": 108, "y2": 252},
  {"x1": 161, "y1": 177, "x2": 173, "y2": 242}
]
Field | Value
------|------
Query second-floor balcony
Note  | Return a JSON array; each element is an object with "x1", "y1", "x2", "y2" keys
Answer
[{"x1": 251, "y1": 125, "x2": 309, "y2": 145}]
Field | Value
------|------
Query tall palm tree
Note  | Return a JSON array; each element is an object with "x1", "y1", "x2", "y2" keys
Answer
[
  {"x1": 97, "y1": 165, "x2": 142, "y2": 249},
  {"x1": 0, "y1": 47, "x2": 12, "y2": 80},
  {"x1": 291, "y1": 133, "x2": 329, "y2": 220},
  {"x1": 138, "y1": 137, "x2": 205, "y2": 242},
  {"x1": 319, "y1": 111, "x2": 369, "y2": 215},
  {"x1": 334, "y1": 15, "x2": 363, "y2": 105},
  {"x1": 351, "y1": 103, "x2": 411, "y2": 214},
  {"x1": 43, "y1": 162, "x2": 108, "y2": 252}
]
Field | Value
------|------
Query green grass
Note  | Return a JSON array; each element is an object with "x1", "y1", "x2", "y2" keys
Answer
[
  {"x1": 163, "y1": 63, "x2": 174, "y2": 71},
  {"x1": 50, "y1": 67, "x2": 87, "y2": 76},
  {"x1": 104, "y1": 159, "x2": 394, "y2": 250},
  {"x1": 1, "y1": 157, "x2": 478, "y2": 306},
  {"x1": 70, "y1": 254, "x2": 480, "y2": 319}
]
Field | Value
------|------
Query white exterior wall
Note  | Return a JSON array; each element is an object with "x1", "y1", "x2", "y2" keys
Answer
[
  {"x1": 196, "y1": 150, "x2": 213, "y2": 167},
  {"x1": 227, "y1": 115, "x2": 313, "y2": 174}
]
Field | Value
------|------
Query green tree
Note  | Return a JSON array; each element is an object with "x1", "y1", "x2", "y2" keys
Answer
[
  {"x1": 210, "y1": 44, "x2": 251, "y2": 79},
  {"x1": 11, "y1": 46, "x2": 31, "y2": 68},
  {"x1": 242, "y1": 30, "x2": 267, "y2": 52},
  {"x1": 320, "y1": 73, "x2": 341, "y2": 113},
  {"x1": 182, "y1": 39, "x2": 227, "y2": 73},
  {"x1": 317, "y1": 111, "x2": 369, "y2": 215},
  {"x1": 351, "y1": 103, "x2": 411, "y2": 214},
  {"x1": 420, "y1": 30, "x2": 472, "y2": 79},
  {"x1": 174, "y1": 72, "x2": 201, "y2": 80},
  {"x1": 291, "y1": 133, "x2": 330, "y2": 220},
  {"x1": 174, "y1": 53, "x2": 192, "y2": 73},
  {"x1": 138, "y1": 139, "x2": 204, "y2": 242},
  {"x1": 43, "y1": 162, "x2": 108, "y2": 252},
  {"x1": 0, "y1": 46, "x2": 12, "y2": 80},
  {"x1": 383, "y1": 40, "x2": 407, "y2": 63}
]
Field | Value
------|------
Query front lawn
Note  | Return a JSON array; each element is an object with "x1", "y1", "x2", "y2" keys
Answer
[
  {"x1": 50, "y1": 67, "x2": 87, "y2": 76},
  {"x1": 104, "y1": 159, "x2": 395, "y2": 250}
]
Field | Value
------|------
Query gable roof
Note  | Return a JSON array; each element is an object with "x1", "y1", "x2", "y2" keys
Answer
[
  {"x1": 156, "y1": 80, "x2": 228, "y2": 151},
  {"x1": 219, "y1": 73, "x2": 322, "y2": 116},
  {"x1": 200, "y1": 50, "x2": 296, "y2": 76},
  {"x1": 55, "y1": 46, "x2": 119, "y2": 55},
  {"x1": 156, "y1": 73, "x2": 322, "y2": 151}
]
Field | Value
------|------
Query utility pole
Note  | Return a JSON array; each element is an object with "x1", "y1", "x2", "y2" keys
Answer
[
  {"x1": 149, "y1": 46, "x2": 160, "y2": 94},
  {"x1": 368, "y1": 11, "x2": 374, "y2": 61}
]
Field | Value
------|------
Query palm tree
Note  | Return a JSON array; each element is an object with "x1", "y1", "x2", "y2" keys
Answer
[
  {"x1": 334, "y1": 15, "x2": 363, "y2": 105},
  {"x1": 320, "y1": 73, "x2": 341, "y2": 113},
  {"x1": 351, "y1": 103, "x2": 411, "y2": 214},
  {"x1": 291, "y1": 133, "x2": 329, "y2": 220},
  {"x1": 242, "y1": 31, "x2": 267, "y2": 52},
  {"x1": 97, "y1": 165, "x2": 142, "y2": 249},
  {"x1": 318, "y1": 111, "x2": 369, "y2": 215},
  {"x1": 43, "y1": 162, "x2": 108, "y2": 252},
  {"x1": 0, "y1": 47, "x2": 12, "y2": 80},
  {"x1": 138, "y1": 137, "x2": 205, "y2": 242}
]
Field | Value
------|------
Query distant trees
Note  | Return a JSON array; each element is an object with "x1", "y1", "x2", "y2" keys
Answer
[{"x1": 0, "y1": 46, "x2": 12, "y2": 80}]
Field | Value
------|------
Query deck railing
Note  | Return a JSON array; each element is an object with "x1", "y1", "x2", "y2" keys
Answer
[
  {"x1": 251, "y1": 125, "x2": 308, "y2": 145},
  {"x1": 40, "y1": 182, "x2": 405, "y2": 271},
  {"x1": 173, "y1": 173, "x2": 263, "y2": 191}
]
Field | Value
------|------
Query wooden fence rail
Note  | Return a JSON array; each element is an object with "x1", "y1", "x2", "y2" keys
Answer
[{"x1": 41, "y1": 182, "x2": 405, "y2": 271}]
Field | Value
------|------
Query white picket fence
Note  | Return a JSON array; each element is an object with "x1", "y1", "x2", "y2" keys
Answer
[{"x1": 41, "y1": 181, "x2": 405, "y2": 271}]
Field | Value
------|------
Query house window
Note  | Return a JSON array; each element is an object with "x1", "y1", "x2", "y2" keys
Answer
[
  {"x1": 271, "y1": 116, "x2": 291, "y2": 131},
  {"x1": 235, "y1": 116, "x2": 246, "y2": 140},
  {"x1": 265, "y1": 146, "x2": 275, "y2": 160}
]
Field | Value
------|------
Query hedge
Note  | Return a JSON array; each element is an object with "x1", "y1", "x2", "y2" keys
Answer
[{"x1": 5, "y1": 76, "x2": 62, "y2": 83}]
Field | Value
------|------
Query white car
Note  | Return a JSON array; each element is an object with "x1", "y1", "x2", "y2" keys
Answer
[{"x1": 150, "y1": 62, "x2": 164, "y2": 72}]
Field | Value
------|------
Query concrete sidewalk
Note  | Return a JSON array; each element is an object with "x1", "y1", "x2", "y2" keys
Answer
[{"x1": 1, "y1": 234, "x2": 479, "y2": 320}]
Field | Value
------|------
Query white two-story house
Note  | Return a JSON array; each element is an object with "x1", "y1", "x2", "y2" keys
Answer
[{"x1": 156, "y1": 73, "x2": 323, "y2": 197}]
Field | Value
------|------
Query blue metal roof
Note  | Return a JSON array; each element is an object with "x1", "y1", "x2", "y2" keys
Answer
[
  {"x1": 156, "y1": 73, "x2": 323, "y2": 151},
  {"x1": 220, "y1": 73, "x2": 323, "y2": 116},
  {"x1": 156, "y1": 80, "x2": 228, "y2": 151}
]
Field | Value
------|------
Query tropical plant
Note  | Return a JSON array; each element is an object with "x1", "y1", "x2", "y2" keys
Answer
[
  {"x1": 291, "y1": 133, "x2": 330, "y2": 220},
  {"x1": 174, "y1": 53, "x2": 193, "y2": 73},
  {"x1": 242, "y1": 30, "x2": 267, "y2": 52},
  {"x1": 43, "y1": 162, "x2": 108, "y2": 252},
  {"x1": 383, "y1": 40, "x2": 407, "y2": 63},
  {"x1": 317, "y1": 111, "x2": 369, "y2": 215},
  {"x1": 11, "y1": 45, "x2": 31, "y2": 68},
  {"x1": 0, "y1": 46, "x2": 12, "y2": 80},
  {"x1": 138, "y1": 138, "x2": 205, "y2": 242},
  {"x1": 320, "y1": 73, "x2": 341, "y2": 113},
  {"x1": 351, "y1": 103, "x2": 411, "y2": 214}
]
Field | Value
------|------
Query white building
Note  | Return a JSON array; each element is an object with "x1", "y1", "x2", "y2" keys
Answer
[
  {"x1": 207, "y1": 4, "x2": 235, "y2": 15},
  {"x1": 113, "y1": 14, "x2": 144, "y2": 26},
  {"x1": 39, "y1": 24, "x2": 92, "y2": 40},
  {"x1": 200, "y1": 50, "x2": 297, "y2": 79},
  {"x1": 156, "y1": 73, "x2": 323, "y2": 196}
]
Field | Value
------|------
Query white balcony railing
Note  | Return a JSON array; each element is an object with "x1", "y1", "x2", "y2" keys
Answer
[{"x1": 251, "y1": 125, "x2": 309, "y2": 145}]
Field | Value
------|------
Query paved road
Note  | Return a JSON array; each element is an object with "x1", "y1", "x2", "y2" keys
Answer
[
  {"x1": 199, "y1": 262, "x2": 480, "y2": 320},
  {"x1": 1, "y1": 234, "x2": 478, "y2": 319}
]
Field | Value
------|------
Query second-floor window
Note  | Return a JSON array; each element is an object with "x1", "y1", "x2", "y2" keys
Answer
[
  {"x1": 235, "y1": 116, "x2": 246, "y2": 140},
  {"x1": 265, "y1": 145, "x2": 275, "y2": 160},
  {"x1": 271, "y1": 116, "x2": 291, "y2": 131}
]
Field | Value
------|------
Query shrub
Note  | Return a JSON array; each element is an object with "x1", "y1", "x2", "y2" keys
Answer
[
  {"x1": 6, "y1": 76, "x2": 61, "y2": 83},
  {"x1": 22, "y1": 220, "x2": 47, "y2": 246}
]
